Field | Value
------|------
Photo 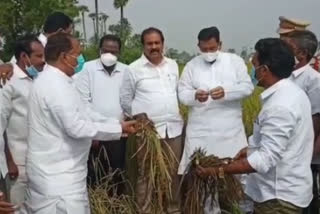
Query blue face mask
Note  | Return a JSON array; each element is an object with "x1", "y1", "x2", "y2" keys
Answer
[
  {"x1": 74, "y1": 54, "x2": 85, "y2": 73},
  {"x1": 26, "y1": 65, "x2": 39, "y2": 78},
  {"x1": 251, "y1": 67, "x2": 258, "y2": 86}
]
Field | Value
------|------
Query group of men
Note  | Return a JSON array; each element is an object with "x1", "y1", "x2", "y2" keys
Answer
[{"x1": 0, "y1": 11, "x2": 319, "y2": 214}]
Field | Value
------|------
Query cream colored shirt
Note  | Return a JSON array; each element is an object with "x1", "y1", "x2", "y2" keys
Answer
[{"x1": 120, "y1": 55, "x2": 183, "y2": 139}]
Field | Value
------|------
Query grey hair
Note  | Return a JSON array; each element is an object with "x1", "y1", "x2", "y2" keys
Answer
[{"x1": 290, "y1": 30, "x2": 318, "y2": 61}]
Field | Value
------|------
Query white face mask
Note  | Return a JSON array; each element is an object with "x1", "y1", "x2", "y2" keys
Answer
[
  {"x1": 201, "y1": 51, "x2": 219, "y2": 63},
  {"x1": 100, "y1": 53, "x2": 118, "y2": 67}
]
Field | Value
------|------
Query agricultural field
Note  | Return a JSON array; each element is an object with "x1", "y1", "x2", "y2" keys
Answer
[{"x1": 89, "y1": 64, "x2": 263, "y2": 214}]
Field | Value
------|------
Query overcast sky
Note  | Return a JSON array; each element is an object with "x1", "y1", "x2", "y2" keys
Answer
[{"x1": 78, "y1": 0, "x2": 320, "y2": 54}]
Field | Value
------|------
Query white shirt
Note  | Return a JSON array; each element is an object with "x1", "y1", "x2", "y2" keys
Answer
[
  {"x1": 0, "y1": 64, "x2": 32, "y2": 166},
  {"x1": 74, "y1": 59, "x2": 128, "y2": 120},
  {"x1": 120, "y1": 55, "x2": 183, "y2": 139},
  {"x1": 290, "y1": 64, "x2": 320, "y2": 115},
  {"x1": 0, "y1": 92, "x2": 8, "y2": 177},
  {"x1": 177, "y1": 53, "x2": 253, "y2": 174},
  {"x1": 245, "y1": 79, "x2": 313, "y2": 207},
  {"x1": 26, "y1": 65, "x2": 122, "y2": 196}
]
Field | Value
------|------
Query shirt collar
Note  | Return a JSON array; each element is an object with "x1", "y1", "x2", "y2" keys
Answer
[
  {"x1": 96, "y1": 59, "x2": 121, "y2": 74},
  {"x1": 47, "y1": 65, "x2": 73, "y2": 83},
  {"x1": 140, "y1": 54, "x2": 168, "y2": 66},
  {"x1": 260, "y1": 78, "x2": 290, "y2": 101},
  {"x1": 291, "y1": 64, "x2": 309, "y2": 78},
  {"x1": 13, "y1": 63, "x2": 29, "y2": 79},
  {"x1": 38, "y1": 33, "x2": 47, "y2": 47}
]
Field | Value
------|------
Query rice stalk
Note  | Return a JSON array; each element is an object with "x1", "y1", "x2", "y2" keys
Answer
[
  {"x1": 130, "y1": 113, "x2": 178, "y2": 213},
  {"x1": 88, "y1": 151, "x2": 137, "y2": 214},
  {"x1": 181, "y1": 148, "x2": 244, "y2": 214},
  {"x1": 89, "y1": 177, "x2": 137, "y2": 214}
]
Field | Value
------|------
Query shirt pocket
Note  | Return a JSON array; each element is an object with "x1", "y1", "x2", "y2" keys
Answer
[
  {"x1": 137, "y1": 72, "x2": 162, "y2": 93},
  {"x1": 164, "y1": 73, "x2": 178, "y2": 93}
]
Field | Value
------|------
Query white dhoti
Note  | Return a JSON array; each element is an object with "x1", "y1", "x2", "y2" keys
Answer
[
  {"x1": 23, "y1": 158, "x2": 91, "y2": 214},
  {"x1": 23, "y1": 187, "x2": 90, "y2": 214}
]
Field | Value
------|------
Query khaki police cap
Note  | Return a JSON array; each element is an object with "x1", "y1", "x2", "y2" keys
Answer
[{"x1": 277, "y1": 16, "x2": 311, "y2": 34}]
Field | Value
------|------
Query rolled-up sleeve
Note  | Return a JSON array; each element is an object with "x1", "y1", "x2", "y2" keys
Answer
[
  {"x1": 222, "y1": 55, "x2": 254, "y2": 101},
  {"x1": 247, "y1": 107, "x2": 297, "y2": 174}
]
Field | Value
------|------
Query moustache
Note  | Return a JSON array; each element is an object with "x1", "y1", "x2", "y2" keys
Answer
[{"x1": 150, "y1": 49, "x2": 160, "y2": 53}]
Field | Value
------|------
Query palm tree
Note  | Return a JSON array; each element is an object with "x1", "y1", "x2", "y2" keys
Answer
[
  {"x1": 100, "y1": 13, "x2": 109, "y2": 35},
  {"x1": 88, "y1": 13, "x2": 97, "y2": 39},
  {"x1": 113, "y1": 0, "x2": 129, "y2": 37},
  {"x1": 94, "y1": 0, "x2": 99, "y2": 43},
  {"x1": 113, "y1": 0, "x2": 129, "y2": 23},
  {"x1": 78, "y1": 5, "x2": 89, "y2": 42}
]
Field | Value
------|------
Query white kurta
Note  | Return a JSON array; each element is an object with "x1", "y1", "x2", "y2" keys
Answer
[
  {"x1": 24, "y1": 65, "x2": 122, "y2": 214},
  {"x1": 178, "y1": 53, "x2": 254, "y2": 174},
  {"x1": 0, "y1": 64, "x2": 32, "y2": 208}
]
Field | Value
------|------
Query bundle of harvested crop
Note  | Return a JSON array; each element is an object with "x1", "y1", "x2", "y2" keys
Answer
[
  {"x1": 88, "y1": 159, "x2": 137, "y2": 214},
  {"x1": 89, "y1": 176, "x2": 137, "y2": 214},
  {"x1": 131, "y1": 113, "x2": 178, "y2": 213},
  {"x1": 182, "y1": 148, "x2": 244, "y2": 214}
]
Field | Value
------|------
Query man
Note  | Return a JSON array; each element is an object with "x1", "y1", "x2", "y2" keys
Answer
[
  {"x1": 0, "y1": 11, "x2": 85, "y2": 84},
  {"x1": 177, "y1": 26, "x2": 253, "y2": 213},
  {"x1": 277, "y1": 16, "x2": 320, "y2": 71},
  {"x1": 74, "y1": 34, "x2": 129, "y2": 193},
  {"x1": 37, "y1": 11, "x2": 85, "y2": 73},
  {"x1": 283, "y1": 31, "x2": 320, "y2": 155},
  {"x1": 197, "y1": 38, "x2": 313, "y2": 214},
  {"x1": 120, "y1": 27, "x2": 184, "y2": 214},
  {"x1": 283, "y1": 30, "x2": 320, "y2": 214},
  {"x1": 23, "y1": 33, "x2": 136, "y2": 214},
  {"x1": 0, "y1": 35, "x2": 45, "y2": 210}
]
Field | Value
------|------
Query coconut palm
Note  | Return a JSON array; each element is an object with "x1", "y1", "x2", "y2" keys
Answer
[
  {"x1": 100, "y1": 13, "x2": 109, "y2": 35},
  {"x1": 89, "y1": 13, "x2": 97, "y2": 38},
  {"x1": 113, "y1": 0, "x2": 129, "y2": 24},
  {"x1": 78, "y1": 5, "x2": 89, "y2": 42},
  {"x1": 113, "y1": 0, "x2": 129, "y2": 40},
  {"x1": 94, "y1": 0, "x2": 99, "y2": 42}
]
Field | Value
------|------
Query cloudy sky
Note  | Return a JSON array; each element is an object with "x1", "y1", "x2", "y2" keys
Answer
[{"x1": 78, "y1": 0, "x2": 320, "y2": 54}]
